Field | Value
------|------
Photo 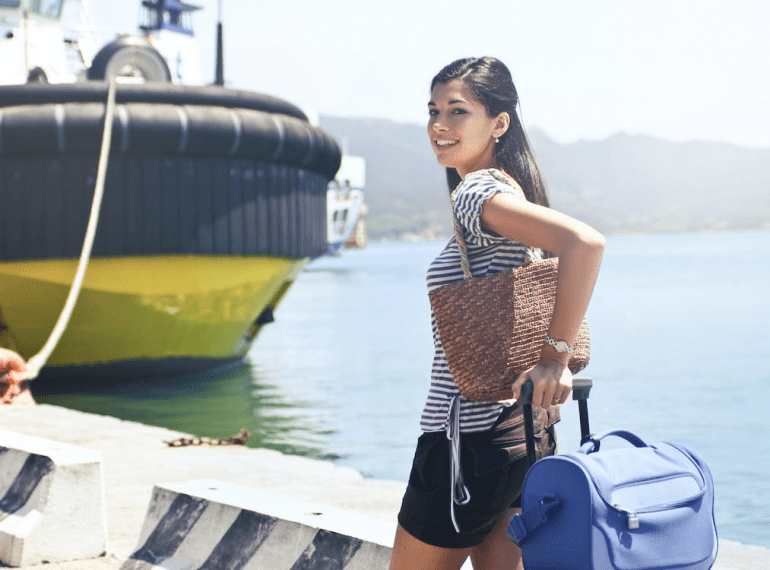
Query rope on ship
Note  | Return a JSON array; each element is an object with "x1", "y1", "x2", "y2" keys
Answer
[{"x1": 17, "y1": 80, "x2": 117, "y2": 382}]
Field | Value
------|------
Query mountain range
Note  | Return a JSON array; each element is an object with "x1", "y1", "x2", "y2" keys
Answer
[{"x1": 319, "y1": 116, "x2": 770, "y2": 240}]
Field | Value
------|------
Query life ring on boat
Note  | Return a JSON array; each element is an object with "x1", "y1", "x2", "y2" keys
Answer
[{"x1": 87, "y1": 36, "x2": 172, "y2": 82}]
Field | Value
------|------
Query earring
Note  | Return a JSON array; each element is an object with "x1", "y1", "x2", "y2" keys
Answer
[{"x1": 495, "y1": 138, "x2": 500, "y2": 144}]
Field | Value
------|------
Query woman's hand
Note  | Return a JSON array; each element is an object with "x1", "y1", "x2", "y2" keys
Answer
[{"x1": 511, "y1": 357, "x2": 572, "y2": 409}]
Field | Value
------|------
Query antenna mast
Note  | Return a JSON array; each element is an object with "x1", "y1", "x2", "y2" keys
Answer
[{"x1": 214, "y1": 0, "x2": 224, "y2": 85}]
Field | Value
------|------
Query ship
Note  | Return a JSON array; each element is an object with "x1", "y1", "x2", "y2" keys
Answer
[
  {"x1": 0, "y1": 0, "x2": 341, "y2": 378},
  {"x1": 326, "y1": 155, "x2": 365, "y2": 255}
]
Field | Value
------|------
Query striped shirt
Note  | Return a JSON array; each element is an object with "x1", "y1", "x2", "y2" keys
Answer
[{"x1": 420, "y1": 169, "x2": 530, "y2": 433}]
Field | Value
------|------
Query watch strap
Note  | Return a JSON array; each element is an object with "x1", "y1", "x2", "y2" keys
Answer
[{"x1": 545, "y1": 334, "x2": 573, "y2": 354}]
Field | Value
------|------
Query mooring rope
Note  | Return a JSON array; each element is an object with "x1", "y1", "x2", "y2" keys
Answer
[{"x1": 18, "y1": 80, "x2": 117, "y2": 381}]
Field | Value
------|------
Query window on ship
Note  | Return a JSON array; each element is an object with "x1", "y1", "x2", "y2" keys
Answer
[{"x1": 29, "y1": 0, "x2": 63, "y2": 18}]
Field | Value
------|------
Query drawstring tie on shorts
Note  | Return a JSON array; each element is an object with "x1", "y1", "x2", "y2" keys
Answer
[{"x1": 447, "y1": 395, "x2": 470, "y2": 533}]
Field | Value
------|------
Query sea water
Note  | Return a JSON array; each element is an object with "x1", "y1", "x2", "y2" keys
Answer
[{"x1": 35, "y1": 231, "x2": 770, "y2": 547}]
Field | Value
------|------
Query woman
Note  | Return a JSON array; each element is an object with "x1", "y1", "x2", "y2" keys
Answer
[{"x1": 389, "y1": 57, "x2": 605, "y2": 570}]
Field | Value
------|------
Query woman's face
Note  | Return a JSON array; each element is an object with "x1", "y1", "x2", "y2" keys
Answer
[{"x1": 428, "y1": 79, "x2": 506, "y2": 179}]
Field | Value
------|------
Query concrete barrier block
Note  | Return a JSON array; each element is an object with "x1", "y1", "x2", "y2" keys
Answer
[
  {"x1": 0, "y1": 429, "x2": 106, "y2": 567},
  {"x1": 122, "y1": 479, "x2": 394, "y2": 570}
]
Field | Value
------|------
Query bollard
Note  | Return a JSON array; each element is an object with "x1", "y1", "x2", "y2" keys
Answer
[
  {"x1": 122, "y1": 479, "x2": 394, "y2": 570},
  {"x1": 0, "y1": 429, "x2": 106, "y2": 566}
]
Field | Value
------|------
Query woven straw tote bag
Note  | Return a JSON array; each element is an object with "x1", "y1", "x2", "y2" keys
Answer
[{"x1": 429, "y1": 217, "x2": 590, "y2": 402}]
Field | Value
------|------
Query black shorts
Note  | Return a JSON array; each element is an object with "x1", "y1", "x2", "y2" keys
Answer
[{"x1": 397, "y1": 403, "x2": 558, "y2": 549}]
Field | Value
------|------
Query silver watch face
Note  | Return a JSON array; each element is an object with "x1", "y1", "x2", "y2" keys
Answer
[{"x1": 553, "y1": 340, "x2": 570, "y2": 352}]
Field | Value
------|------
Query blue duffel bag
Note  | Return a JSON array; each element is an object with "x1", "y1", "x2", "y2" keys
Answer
[{"x1": 508, "y1": 429, "x2": 718, "y2": 570}]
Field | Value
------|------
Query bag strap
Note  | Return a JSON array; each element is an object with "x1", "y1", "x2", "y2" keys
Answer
[
  {"x1": 452, "y1": 215, "x2": 473, "y2": 280},
  {"x1": 507, "y1": 494, "x2": 562, "y2": 546}
]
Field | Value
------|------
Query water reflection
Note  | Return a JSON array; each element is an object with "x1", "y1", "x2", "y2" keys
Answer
[{"x1": 32, "y1": 358, "x2": 335, "y2": 460}]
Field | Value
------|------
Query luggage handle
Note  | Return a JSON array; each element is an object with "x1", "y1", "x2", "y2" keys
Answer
[
  {"x1": 579, "y1": 429, "x2": 649, "y2": 454},
  {"x1": 571, "y1": 377, "x2": 597, "y2": 448},
  {"x1": 520, "y1": 377, "x2": 595, "y2": 467}
]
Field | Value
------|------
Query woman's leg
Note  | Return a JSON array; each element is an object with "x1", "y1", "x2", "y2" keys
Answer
[
  {"x1": 468, "y1": 508, "x2": 523, "y2": 570},
  {"x1": 389, "y1": 523, "x2": 471, "y2": 570}
]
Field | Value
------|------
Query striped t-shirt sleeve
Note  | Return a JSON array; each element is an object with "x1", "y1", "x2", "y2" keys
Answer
[{"x1": 453, "y1": 169, "x2": 526, "y2": 247}]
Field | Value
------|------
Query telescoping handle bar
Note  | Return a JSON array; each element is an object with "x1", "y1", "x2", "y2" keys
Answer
[
  {"x1": 571, "y1": 377, "x2": 596, "y2": 447},
  {"x1": 520, "y1": 377, "x2": 595, "y2": 469}
]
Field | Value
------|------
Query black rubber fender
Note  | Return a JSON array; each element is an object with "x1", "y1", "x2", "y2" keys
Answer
[
  {"x1": 87, "y1": 36, "x2": 172, "y2": 82},
  {"x1": 0, "y1": 102, "x2": 341, "y2": 180},
  {"x1": 0, "y1": 82, "x2": 308, "y2": 121}
]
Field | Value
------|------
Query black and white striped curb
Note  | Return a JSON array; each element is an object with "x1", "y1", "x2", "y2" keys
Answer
[
  {"x1": 0, "y1": 429, "x2": 106, "y2": 566},
  {"x1": 122, "y1": 479, "x2": 394, "y2": 570}
]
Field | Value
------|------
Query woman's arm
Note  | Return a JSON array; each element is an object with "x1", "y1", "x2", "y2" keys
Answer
[{"x1": 480, "y1": 190, "x2": 605, "y2": 408}]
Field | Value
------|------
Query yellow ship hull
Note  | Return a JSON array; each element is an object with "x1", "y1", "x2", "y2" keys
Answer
[{"x1": 0, "y1": 255, "x2": 306, "y2": 374}]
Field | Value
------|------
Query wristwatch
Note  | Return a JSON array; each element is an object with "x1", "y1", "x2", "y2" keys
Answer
[{"x1": 545, "y1": 334, "x2": 573, "y2": 354}]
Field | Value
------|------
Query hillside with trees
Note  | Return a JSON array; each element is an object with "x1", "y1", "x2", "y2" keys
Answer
[{"x1": 320, "y1": 116, "x2": 770, "y2": 240}]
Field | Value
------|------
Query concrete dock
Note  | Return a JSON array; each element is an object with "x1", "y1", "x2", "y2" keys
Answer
[{"x1": 0, "y1": 403, "x2": 767, "y2": 569}]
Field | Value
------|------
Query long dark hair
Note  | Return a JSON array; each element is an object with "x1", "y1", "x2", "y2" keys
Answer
[{"x1": 431, "y1": 57, "x2": 550, "y2": 207}]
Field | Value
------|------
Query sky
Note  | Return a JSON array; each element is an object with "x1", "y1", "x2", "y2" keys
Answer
[{"x1": 81, "y1": 0, "x2": 770, "y2": 149}]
